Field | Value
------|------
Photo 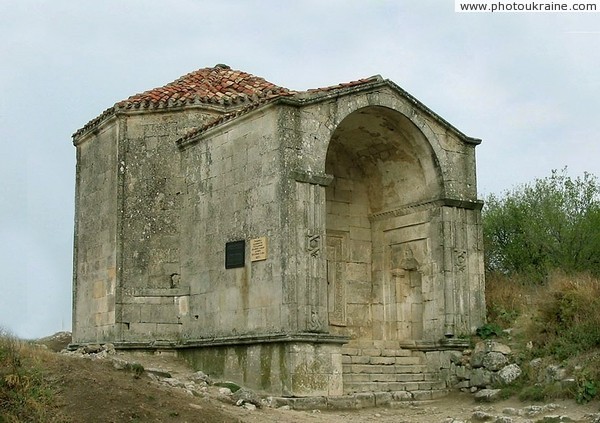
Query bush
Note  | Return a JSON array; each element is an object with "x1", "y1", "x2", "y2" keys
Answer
[
  {"x1": 475, "y1": 323, "x2": 503, "y2": 339},
  {"x1": 511, "y1": 273, "x2": 600, "y2": 402},
  {"x1": 125, "y1": 362, "x2": 145, "y2": 378},
  {"x1": 576, "y1": 379, "x2": 597, "y2": 404},
  {"x1": 482, "y1": 169, "x2": 600, "y2": 402},
  {"x1": 483, "y1": 169, "x2": 600, "y2": 282}
]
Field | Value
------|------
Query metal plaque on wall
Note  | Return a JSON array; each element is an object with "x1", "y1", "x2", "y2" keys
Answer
[{"x1": 225, "y1": 240, "x2": 245, "y2": 269}]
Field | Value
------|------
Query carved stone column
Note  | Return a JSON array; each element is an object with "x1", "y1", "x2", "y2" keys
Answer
[
  {"x1": 293, "y1": 171, "x2": 333, "y2": 333},
  {"x1": 442, "y1": 206, "x2": 457, "y2": 337}
]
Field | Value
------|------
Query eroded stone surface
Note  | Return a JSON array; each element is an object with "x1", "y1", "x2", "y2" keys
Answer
[
  {"x1": 483, "y1": 352, "x2": 509, "y2": 371},
  {"x1": 71, "y1": 64, "x2": 485, "y2": 397},
  {"x1": 497, "y1": 364, "x2": 522, "y2": 385}
]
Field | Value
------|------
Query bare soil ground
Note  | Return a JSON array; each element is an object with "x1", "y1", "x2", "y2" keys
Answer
[{"x1": 33, "y1": 334, "x2": 600, "y2": 423}]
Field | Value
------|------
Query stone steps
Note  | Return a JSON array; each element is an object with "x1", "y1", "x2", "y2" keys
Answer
[
  {"x1": 341, "y1": 343, "x2": 448, "y2": 396},
  {"x1": 343, "y1": 380, "x2": 448, "y2": 393},
  {"x1": 271, "y1": 388, "x2": 452, "y2": 410}
]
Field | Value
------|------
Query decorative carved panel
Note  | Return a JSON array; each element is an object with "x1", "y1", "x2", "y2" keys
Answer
[{"x1": 326, "y1": 233, "x2": 347, "y2": 326}]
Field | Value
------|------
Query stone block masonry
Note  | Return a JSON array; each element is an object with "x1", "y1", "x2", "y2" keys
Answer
[{"x1": 71, "y1": 64, "x2": 485, "y2": 397}]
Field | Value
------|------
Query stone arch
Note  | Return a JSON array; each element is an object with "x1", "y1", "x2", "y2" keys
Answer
[
  {"x1": 326, "y1": 105, "x2": 443, "y2": 211},
  {"x1": 323, "y1": 105, "x2": 445, "y2": 341},
  {"x1": 308, "y1": 91, "x2": 450, "y2": 196}
]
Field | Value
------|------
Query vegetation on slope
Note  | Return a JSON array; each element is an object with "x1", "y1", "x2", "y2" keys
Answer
[
  {"x1": 486, "y1": 272, "x2": 600, "y2": 402},
  {"x1": 483, "y1": 168, "x2": 600, "y2": 282},
  {"x1": 0, "y1": 329, "x2": 68, "y2": 422},
  {"x1": 483, "y1": 169, "x2": 600, "y2": 403}
]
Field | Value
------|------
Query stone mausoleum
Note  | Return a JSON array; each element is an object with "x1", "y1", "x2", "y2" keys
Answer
[{"x1": 71, "y1": 64, "x2": 485, "y2": 398}]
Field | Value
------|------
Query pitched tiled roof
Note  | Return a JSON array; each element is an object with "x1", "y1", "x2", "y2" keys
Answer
[
  {"x1": 73, "y1": 64, "x2": 294, "y2": 139},
  {"x1": 176, "y1": 76, "x2": 383, "y2": 148},
  {"x1": 116, "y1": 64, "x2": 293, "y2": 109},
  {"x1": 73, "y1": 65, "x2": 380, "y2": 140}
]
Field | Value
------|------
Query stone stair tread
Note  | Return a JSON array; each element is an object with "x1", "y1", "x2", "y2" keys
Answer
[
  {"x1": 343, "y1": 364, "x2": 428, "y2": 374},
  {"x1": 344, "y1": 381, "x2": 448, "y2": 394}
]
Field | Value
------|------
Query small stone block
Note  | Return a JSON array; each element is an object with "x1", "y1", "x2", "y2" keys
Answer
[
  {"x1": 474, "y1": 388, "x2": 502, "y2": 402},
  {"x1": 374, "y1": 391, "x2": 392, "y2": 406},
  {"x1": 370, "y1": 356, "x2": 396, "y2": 365},
  {"x1": 348, "y1": 374, "x2": 370, "y2": 383},
  {"x1": 392, "y1": 390, "x2": 413, "y2": 401},
  {"x1": 370, "y1": 373, "x2": 396, "y2": 382},
  {"x1": 291, "y1": 396, "x2": 327, "y2": 410},
  {"x1": 395, "y1": 356, "x2": 422, "y2": 365},
  {"x1": 412, "y1": 390, "x2": 433, "y2": 400},
  {"x1": 327, "y1": 395, "x2": 356, "y2": 409},
  {"x1": 270, "y1": 397, "x2": 294, "y2": 408},
  {"x1": 351, "y1": 355, "x2": 371, "y2": 364},
  {"x1": 355, "y1": 392, "x2": 375, "y2": 409}
]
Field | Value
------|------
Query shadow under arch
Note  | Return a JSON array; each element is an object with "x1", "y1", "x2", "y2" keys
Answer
[
  {"x1": 326, "y1": 105, "x2": 444, "y2": 212},
  {"x1": 324, "y1": 105, "x2": 445, "y2": 342}
]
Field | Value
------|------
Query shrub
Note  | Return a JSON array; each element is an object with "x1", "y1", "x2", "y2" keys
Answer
[
  {"x1": 125, "y1": 362, "x2": 145, "y2": 378},
  {"x1": 576, "y1": 379, "x2": 597, "y2": 404},
  {"x1": 483, "y1": 272, "x2": 600, "y2": 402},
  {"x1": 483, "y1": 169, "x2": 600, "y2": 282},
  {"x1": 476, "y1": 323, "x2": 503, "y2": 339},
  {"x1": 482, "y1": 169, "x2": 600, "y2": 402}
]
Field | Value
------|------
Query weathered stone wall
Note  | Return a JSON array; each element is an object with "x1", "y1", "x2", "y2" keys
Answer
[
  {"x1": 281, "y1": 86, "x2": 485, "y2": 345},
  {"x1": 429, "y1": 340, "x2": 523, "y2": 395},
  {"x1": 72, "y1": 76, "x2": 485, "y2": 397},
  {"x1": 118, "y1": 109, "x2": 221, "y2": 342},
  {"x1": 423, "y1": 117, "x2": 479, "y2": 201},
  {"x1": 440, "y1": 205, "x2": 486, "y2": 336},
  {"x1": 178, "y1": 107, "x2": 286, "y2": 339},
  {"x1": 325, "y1": 140, "x2": 374, "y2": 339},
  {"x1": 73, "y1": 119, "x2": 119, "y2": 342},
  {"x1": 374, "y1": 207, "x2": 439, "y2": 341},
  {"x1": 179, "y1": 340, "x2": 343, "y2": 396}
]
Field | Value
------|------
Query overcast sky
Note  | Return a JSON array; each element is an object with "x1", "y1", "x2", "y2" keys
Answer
[{"x1": 1, "y1": 1, "x2": 598, "y2": 339}]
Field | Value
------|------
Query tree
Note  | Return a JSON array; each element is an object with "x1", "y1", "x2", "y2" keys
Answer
[{"x1": 483, "y1": 169, "x2": 600, "y2": 282}]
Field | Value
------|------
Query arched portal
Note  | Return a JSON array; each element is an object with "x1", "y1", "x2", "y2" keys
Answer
[{"x1": 324, "y1": 106, "x2": 444, "y2": 342}]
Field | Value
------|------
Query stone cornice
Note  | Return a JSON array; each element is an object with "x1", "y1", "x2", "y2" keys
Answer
[
  {"x1": 399, "y1": 338, "x2": 470, "y2": 351},
  {"x1": 369, "y1": 198, "x2": 484, "y2": 221},
  {"x1": 69, "y1": 332, "x2": 350, "y2": 351},
  {"x1": 291, "y1": 170, "x2": 334, "y2": 187}
]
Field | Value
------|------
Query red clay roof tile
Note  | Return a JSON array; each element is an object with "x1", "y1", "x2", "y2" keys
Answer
[
  {"x1": 73, "y1": 65, "x2": 380, "y2": 139},
  {"x1": 115, "y1": 64, "x2": 293, "y2": 109}
]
